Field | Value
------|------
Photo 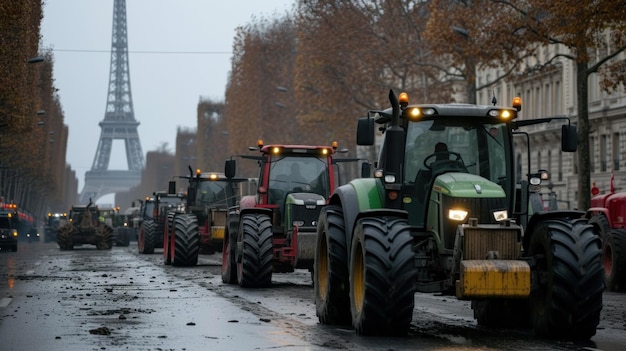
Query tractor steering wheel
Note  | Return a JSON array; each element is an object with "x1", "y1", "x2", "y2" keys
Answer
[{"x1": 423, "y1": 151, "x2": 465, "y2": 170}]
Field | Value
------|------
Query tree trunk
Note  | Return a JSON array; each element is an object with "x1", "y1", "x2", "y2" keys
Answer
[{"x1": 576, "y1": 61, "x2": 591, "y2": 211}]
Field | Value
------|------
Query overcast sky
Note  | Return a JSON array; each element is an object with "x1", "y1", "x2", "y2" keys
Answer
[{"x1": 41, "y1": 0, "x2": 294, "y2": 205}]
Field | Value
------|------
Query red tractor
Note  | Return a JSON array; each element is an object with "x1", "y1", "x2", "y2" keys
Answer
[
  {"x1": 163, "y1": 170, "x2": 248, "y2": 266},
  {"x1": 221, "y1": 140, "x2": 364, "y2": 287},
  {"x1": 587, "y1": 179, "x2": 626, "y2": 291}
]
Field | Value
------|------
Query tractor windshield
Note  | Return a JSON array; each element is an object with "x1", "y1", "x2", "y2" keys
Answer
[
  {"x1": 267, "y1": 156, "x2": 330, "y2": 204},
  {"x1": 196, "y1": 181, "x2": 233, "y2": 208},
  {"x1": 143, "y1": 201, "x2": 155, "y2": 219},
  {"x1": 405, "y1": 119, "x2": 509, "y2": 184},
  {"x1": 158, "y1": 196, "x2": 184, "y2": 212},
  {"x1": 0, "y1": 216, "x2": 11, "y2": 229}
]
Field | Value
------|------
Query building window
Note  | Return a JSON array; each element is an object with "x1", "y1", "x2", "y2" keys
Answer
[
  {"x1": 548, "y1": 149, "x2": 552, "y2": 175},
  {"x1": 545, "y1": 83, "x2": 552, "y2": 116},
  {"x1": 535, "y1": 86, "x2": 542, "y2": 117},
  {"x1": 537, "y1": 151, "x2": 542, "y2": 171},
  {"x1": 601, "y1": 134, "x2": 608, "y2": 172},
  {"x1": 555, "y1": 81, "x2": 561, "y2": 115},
  {"x1": 613, "y1": 132, "x2": 620, "y2": 171}
]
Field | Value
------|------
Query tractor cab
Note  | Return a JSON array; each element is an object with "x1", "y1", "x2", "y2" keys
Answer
[{"x1": 403, "y1": 117, "x2": 512, "y2": 233}]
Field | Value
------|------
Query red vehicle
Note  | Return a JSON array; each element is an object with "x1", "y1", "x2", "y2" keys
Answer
[
  {"x1": 587, "y1": 178, "x2": 626, "y2": 291},
  {"x1": 221, "y1": 140, "x2": 365, "y2": 287}
]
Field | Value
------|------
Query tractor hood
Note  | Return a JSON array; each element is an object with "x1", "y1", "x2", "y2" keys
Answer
[
  {"x1": 432, "y1": 173, "x2": 505, "y2": 199},
  {"x1": 285, "y1": 192, "x2": 326, "y2": 206}
]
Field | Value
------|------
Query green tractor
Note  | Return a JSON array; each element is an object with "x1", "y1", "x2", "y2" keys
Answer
[{"x1": 314, "y1": 90, "x2": 604, "y2": 339}]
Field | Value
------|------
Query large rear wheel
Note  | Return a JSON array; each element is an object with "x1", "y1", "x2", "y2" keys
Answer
[
  {"x1": 603, "y1": 229, "x2": 626, "y2": 291},
  {"x1": 95, "y1": 224, "x2": 113, "y2": 250},
  {"x1": 527, "y1": 218, "x2": 603, "y2": 340},
  {"x1": 350, "y1": 216, "x2": 416, "y2": 336},
  {"x1": 57, "y1": 225, "x2": 74, "y2": 250},
  {"x1": 172, "y1": 214, "x2": 200, "y2": 267},
  {"x1": 315, "y1": 205, "x2": 350, "y2": 325},
  {"x1": 237, "y1": 213, "x2": 273, "y2": 288}
]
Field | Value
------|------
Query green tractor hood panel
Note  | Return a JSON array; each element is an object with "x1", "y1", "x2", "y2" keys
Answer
[{"x1": 433, "y1": 173, "x2": 506, "y2": 199}]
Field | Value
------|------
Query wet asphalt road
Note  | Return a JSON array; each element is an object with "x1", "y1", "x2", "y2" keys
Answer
[{"x1": 0, "y1": 241, "x2": 625, "y2": 351}]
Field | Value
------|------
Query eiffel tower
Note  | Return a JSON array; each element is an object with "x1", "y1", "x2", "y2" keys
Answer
[{"x1": 80, "y1": 0, "x2": 144, "y2": 204}]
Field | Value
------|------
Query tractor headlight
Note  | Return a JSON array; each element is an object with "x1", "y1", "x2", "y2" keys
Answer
[
  {"x1": 448, "y1": 209, "x2": 468, "y2": 221},
  {"x1": 492, "y1": 209, "x2": 509, "y2": 221},
  {"x1": 293, "y1": 220, "x2": 305, "y2": 227},
  {"x1": 384, "y1": 174, "x2": 396, "y2": 183}
]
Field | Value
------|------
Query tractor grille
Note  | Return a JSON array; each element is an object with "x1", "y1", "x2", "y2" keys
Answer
[
  {"x1": 288, "y1": 204, "x2": 322, "y2": 232},
  {"x1": 461, "y1": 225, "x2": 521, "y2": 260},
  {"x1": 441, "y1": 195, "x2": 507, "y2": 249}
]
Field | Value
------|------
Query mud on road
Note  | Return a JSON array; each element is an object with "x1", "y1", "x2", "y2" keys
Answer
[{"x1": 1, "y1": 242, "x2": 625, "y2": 351}]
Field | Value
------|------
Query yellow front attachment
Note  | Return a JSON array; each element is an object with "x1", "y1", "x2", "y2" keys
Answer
[
  {"x1": 456, "y1": 260, "x2": 530, "y2": 299},
  {"x1": 211, "y1": 226, "x2": 225, "y2": 241}
]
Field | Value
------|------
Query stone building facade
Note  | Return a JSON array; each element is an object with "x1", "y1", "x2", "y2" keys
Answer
[{"x1": 476, "y1": 45, "x2": 626, "y2": 210}]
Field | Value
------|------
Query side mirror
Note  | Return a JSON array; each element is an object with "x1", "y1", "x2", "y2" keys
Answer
[
  {"x1": 225, "y1": 159, "x2": 236, "y2": 178},
  {"x1": 561, "y1": 124, "x2": 577, "y2": 152},
  {"x1": 356, "y1": 117, "x2": 375, "y2": 146}
]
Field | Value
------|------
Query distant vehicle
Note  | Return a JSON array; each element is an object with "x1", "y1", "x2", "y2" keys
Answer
[
  {"x1": 164, "y1": 171, "x2": 247, "y2": 266},
  {"x1": 119, "y1": 206, "x2": 140, "y2": 242},
  {"x1": 0, "y1": 210, "x2": 19, "y2": 251},
  {"x1": 137, "y1": 190, "x2": 185, "y2": 255},
  {"x1": 44, "y1": 212, "x2": 68, "y2": 243},
  {"x1": 587, "y1": 179, "x2": 626, "y2": 292},
  {"x1": 57, "y1": 201, "x2": 113, "y2": 250},
  {"x1": 99, "y1": 206, "x2": 132, "y2": 247}
]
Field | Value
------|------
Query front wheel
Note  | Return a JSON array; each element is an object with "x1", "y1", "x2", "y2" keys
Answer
[
  {"x1": 350, "y1": 216, "x2": 416, "y2": 336},
  {"x1": 139, "y1": 220, "x2": 155, "y2": 254},
  {"x1": 237, "y1": 213, "x2": 273, "y2": 288},
  {"x1": 588, "y1": 213, "x2": 610, "y2": 241},
  {"x1": 315, "y1": 205, "x2": 350, "y2": 325},
  {"x1": 527, "y1": 218, "x2": 603, "y2": 340},
  {"x1": 221, "y1": 228, "x2": 237, "y2": 284},
  {"x1": 172, "y1": 214, "x2": 200, "y2": 267},
  {"x1": 603, "y1": 229, "x2": 626, "y2": 291},
  {"x1": 163, "y1": 211, "x2": 176, "y2": 265}
]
